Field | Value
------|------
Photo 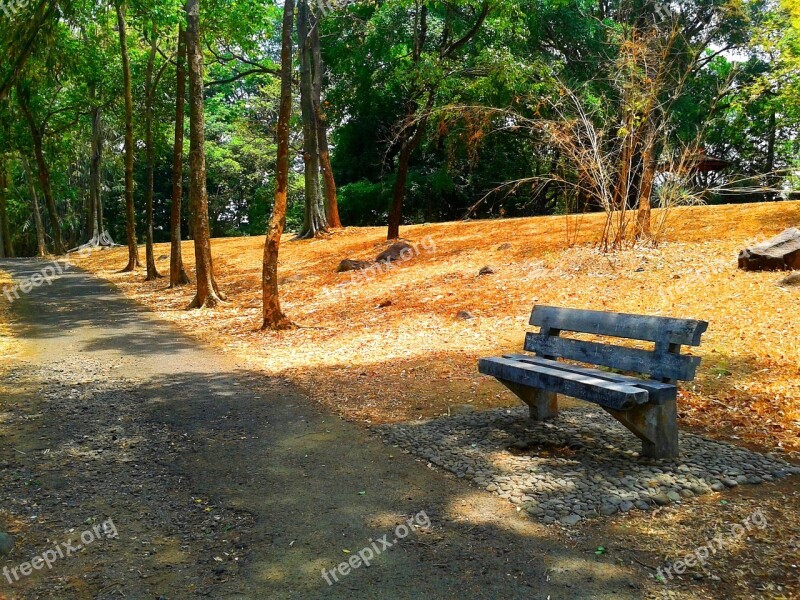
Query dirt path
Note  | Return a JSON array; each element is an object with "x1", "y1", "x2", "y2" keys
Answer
[{"x1": 0, "y1": 259, "x2": 650, "y2": 599}]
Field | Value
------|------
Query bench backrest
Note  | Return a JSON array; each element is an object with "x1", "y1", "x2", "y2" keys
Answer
[{"x1": 524, "y1": 305, "x2": 708, "y2": 382}]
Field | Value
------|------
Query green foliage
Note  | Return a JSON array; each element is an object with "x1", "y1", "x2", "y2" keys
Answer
[{"x1": 0, "y1": 0, "x2": 796, "y2": 256}]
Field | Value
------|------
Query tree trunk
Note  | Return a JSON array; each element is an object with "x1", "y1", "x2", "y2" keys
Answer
[
  {"x1": 0, "y1": 162, "x2": 11, "y2": 258},
  {"x1": 310, "y1": 9, "x2": 340, "y2": 229},
  {"x1": 387, "y1": 106, "x2": 431, "y2": 240},
  {"x1": 609, "y1": 113, "x2": 638, "y2": 250},
  {"x1": 262, "y1": 0, "x2": 295, "y2": 330},
  {"x1": 17, "y1": 86, "x2": 65, "y2": 255},
  {"x1": 87, "y1": 83, "x2": 110, "y2": 246},
  {"x1": 22, "y1": 155, "x2": 47, "y2": 256},
  {"x1": 386, "y1": 1, "x2": 487, "y2": 240},
  {"x1": 186, "y1": 0, "x2": 224, "y2": 308},
  {"x1": 766, "y1": 108, "x2": 777, "y2": 200},
  {"x1": 144, "y1": 22, "x2": 163, "y2": 280},
  {"x1": 297, "y1": 0, "x2": 327, "y2": 239},
  {"x1": 388, "y1": 142, "x2": 413, "y2": 241},
  {"x1": 90, "y1": 104, "x2": 110, "y2": 245},
  {"x1": 0, "y1": 194, "x2": 5, "y2": 259},
  {"x1": 86, "y1": 105, "x2": 97, "y2": 242},
  {"x1": 117, "y1": 2, "x2": 140, "y2": 271},
  {"x1": 636, "y1": 143, "x2": 656, "y2": 240},
  {"x1": 170, "y1": 25, "x2": 190, "y2": 287}
]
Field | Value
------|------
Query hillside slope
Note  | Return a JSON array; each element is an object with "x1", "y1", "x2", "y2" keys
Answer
[{"x1": 75, "y1": 201, "x2": 800, "y2": 454}]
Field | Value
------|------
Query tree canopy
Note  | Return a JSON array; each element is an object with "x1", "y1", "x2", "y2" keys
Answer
[{"x1": 0, "y1": 0, "x2": 796, "y2": 262}]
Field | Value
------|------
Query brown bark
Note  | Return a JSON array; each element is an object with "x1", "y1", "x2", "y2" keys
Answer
[
  {"x1": 186, "y1": 0, "x2": 224, "y2": 308},
  {"x1": 144, "y1": 21, "x2": 163, "y2": 280},
  {"x1": 170, "y1": 25, "x2": 191, "y2": 287},
  {"x1": 636, "y1": 143, "x2": 656, "y2": 239},
  {"x1": 91, "y1": 105, "x2": 108, "y2": 243},
  {"x1": 262, "y1": 0, "x2": 295, "y2": 330},
  {"x1": 766, "y1": 108, "x2": 777, "y2": 200},
  {"x1": 86, "y1": 118, "x2": 97, "y2": 241},
  {"x1": 310, "y1": 9, "x2": 340, "y2": 229},
  {"x1": 22, "y1": 154, "x2": 46, "y2": 256},
  {"x1": 87, "y1": 82, "x2": 108, "y2": 245},
  {"x1": 387, "y1": 141, "x2": 414, "y2": 240},
  {"x1": 0, "y1": 163, "x2": 11, "y2": 258},
  {"x1": 387, "y1": 102, "x2": 431, "y2": 240},
  {"x1": 608, "y1": 110, "x2": 638, "y2": 249},
  {"x1": 297, "y1": 0, "x2": 327, "y2": 238},
  {"x1": 17, "y1": 84, "x2": 65, "y2": 255},
  {"x1": 117, "y1": 2, "x2": 140, "y2": 271},
  {"x1": 766, "y1": 109, "x2": 776, "y2": 175}
]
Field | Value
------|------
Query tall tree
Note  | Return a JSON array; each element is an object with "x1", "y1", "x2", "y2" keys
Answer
[
  {"x1": 170, "y1": 25, "x2": 191, "y2": 287},
  {"x1": 386, "y1": 1, "x2": 490, "y2": 240},
  {"x1": 117, "y1": 1, "x2": 140, "y2": 271},
  {"x1": 297, "y1": 0, "x2": 327, "y2": 238},
  {"x1": 186, "y1": 0, "x2": 224, "y2": 307},
  {"x1": 16, "y1": 81, "x2": 66, "y2": 254},
  {"x1": 143, "y1": 21, "x2": 164, "y2": 280},
  {"x1": 262, "y1": 0, "x2": 295, "y2": 330},
  {"x1": 310, "y1": 9, "x2": 340, "y2": 229},
  {"x1": 86, "y1": 82, "x2": 111, "y2": 246},
  {"x1": 0, "y1": 158, "x2": 11, "y2": 258},
  {"x1": 21, "y1": 154, "x2": 46, "y2": 256}
]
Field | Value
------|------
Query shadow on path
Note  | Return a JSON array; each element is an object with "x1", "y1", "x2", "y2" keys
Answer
[{"x1": 0, "y1": 258, "x2": 643, "y2": 599}]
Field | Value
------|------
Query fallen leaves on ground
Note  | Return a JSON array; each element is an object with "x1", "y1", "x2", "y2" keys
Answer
[{"x1": 71, "y1": 201, "x2": 800, "y2": 457}]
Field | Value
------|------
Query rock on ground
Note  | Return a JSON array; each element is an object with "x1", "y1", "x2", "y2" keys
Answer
[
  {"x1": 0, "y1": 531, "x2": 14, "y2": 555},
  {"x1": 337, "y1": 258, "x2": 373, "y2": 272},
  {"x1": 376, "y1": 241, "x2": 415, "y2": 263},
  {"x1": 738, "y1": 227, "x2": 800, "y2": 271},
  {"x1": 779, "y1": 272, "x2": 800, "y2": 287}
]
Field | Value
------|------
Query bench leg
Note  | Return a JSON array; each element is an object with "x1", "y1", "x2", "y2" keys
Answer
[
  {"x1": 499, "y1": 381, "x2": 559, "y2": 421},
  {"x1": 604, "y1": 399, "x2": 678, "y2": 459}
]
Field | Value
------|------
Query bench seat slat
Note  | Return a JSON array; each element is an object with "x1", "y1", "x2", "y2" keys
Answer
[
  {"x1": 503, "y1": 354, "x2": 677, "y2": 404},
  {"x1": 478, "y1": 356, "x2": 649, "y2": 411},
  {"x1": 524, "y1": 333, "x2": 701, "y2": 381},
  {"x1": 531, "y1": 305, "x2": 708, "y2": 346}
]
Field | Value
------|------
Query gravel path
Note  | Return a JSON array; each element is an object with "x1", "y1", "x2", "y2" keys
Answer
[
  {"x1": 0, "y1": 258, "x2": 652, "y2": 599},
  {"x1": 380, "y1": 407, "x2": 800, "y2": 526}
]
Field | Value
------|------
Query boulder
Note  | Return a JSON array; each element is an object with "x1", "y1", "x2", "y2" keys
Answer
[
  {"x1": 0, "y1": 531, "x2": 14, "y2": 555},
  {"x1": 456, "y1": 310, "x2": 475, "y2": 320},
  {"x1": 337, "y1": 259, "x2": 373, "y2": 273},
  {"x1": 779, "y1": 272, "x2": 800, "y2": 287},
  {"x1": 376, "y1": 241, "x2": 414, "y2": 263},
  {"x1": 478, "y1": 266, "x2": 495, "y2": 276},
  {"x1": 738, "y1": 228, "x2": 800, "y2": 271}
]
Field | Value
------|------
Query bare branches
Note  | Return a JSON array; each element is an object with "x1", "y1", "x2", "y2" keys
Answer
[{"x1": 441, "y1": 1, "x2": 490, "y2": 59}]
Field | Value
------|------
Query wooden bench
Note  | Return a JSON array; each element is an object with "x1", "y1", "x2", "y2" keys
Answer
[{"x1": 478, "y1": 306, "x2": 708, "y2": 459}]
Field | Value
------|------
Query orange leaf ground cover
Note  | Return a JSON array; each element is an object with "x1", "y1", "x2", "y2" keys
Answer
[
  {"x1": 0, "y1": 270, "x2": 16, "y2": 363},
  {"x1": 73, "y1": 201, "x2": 800, "y2": 456}
]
